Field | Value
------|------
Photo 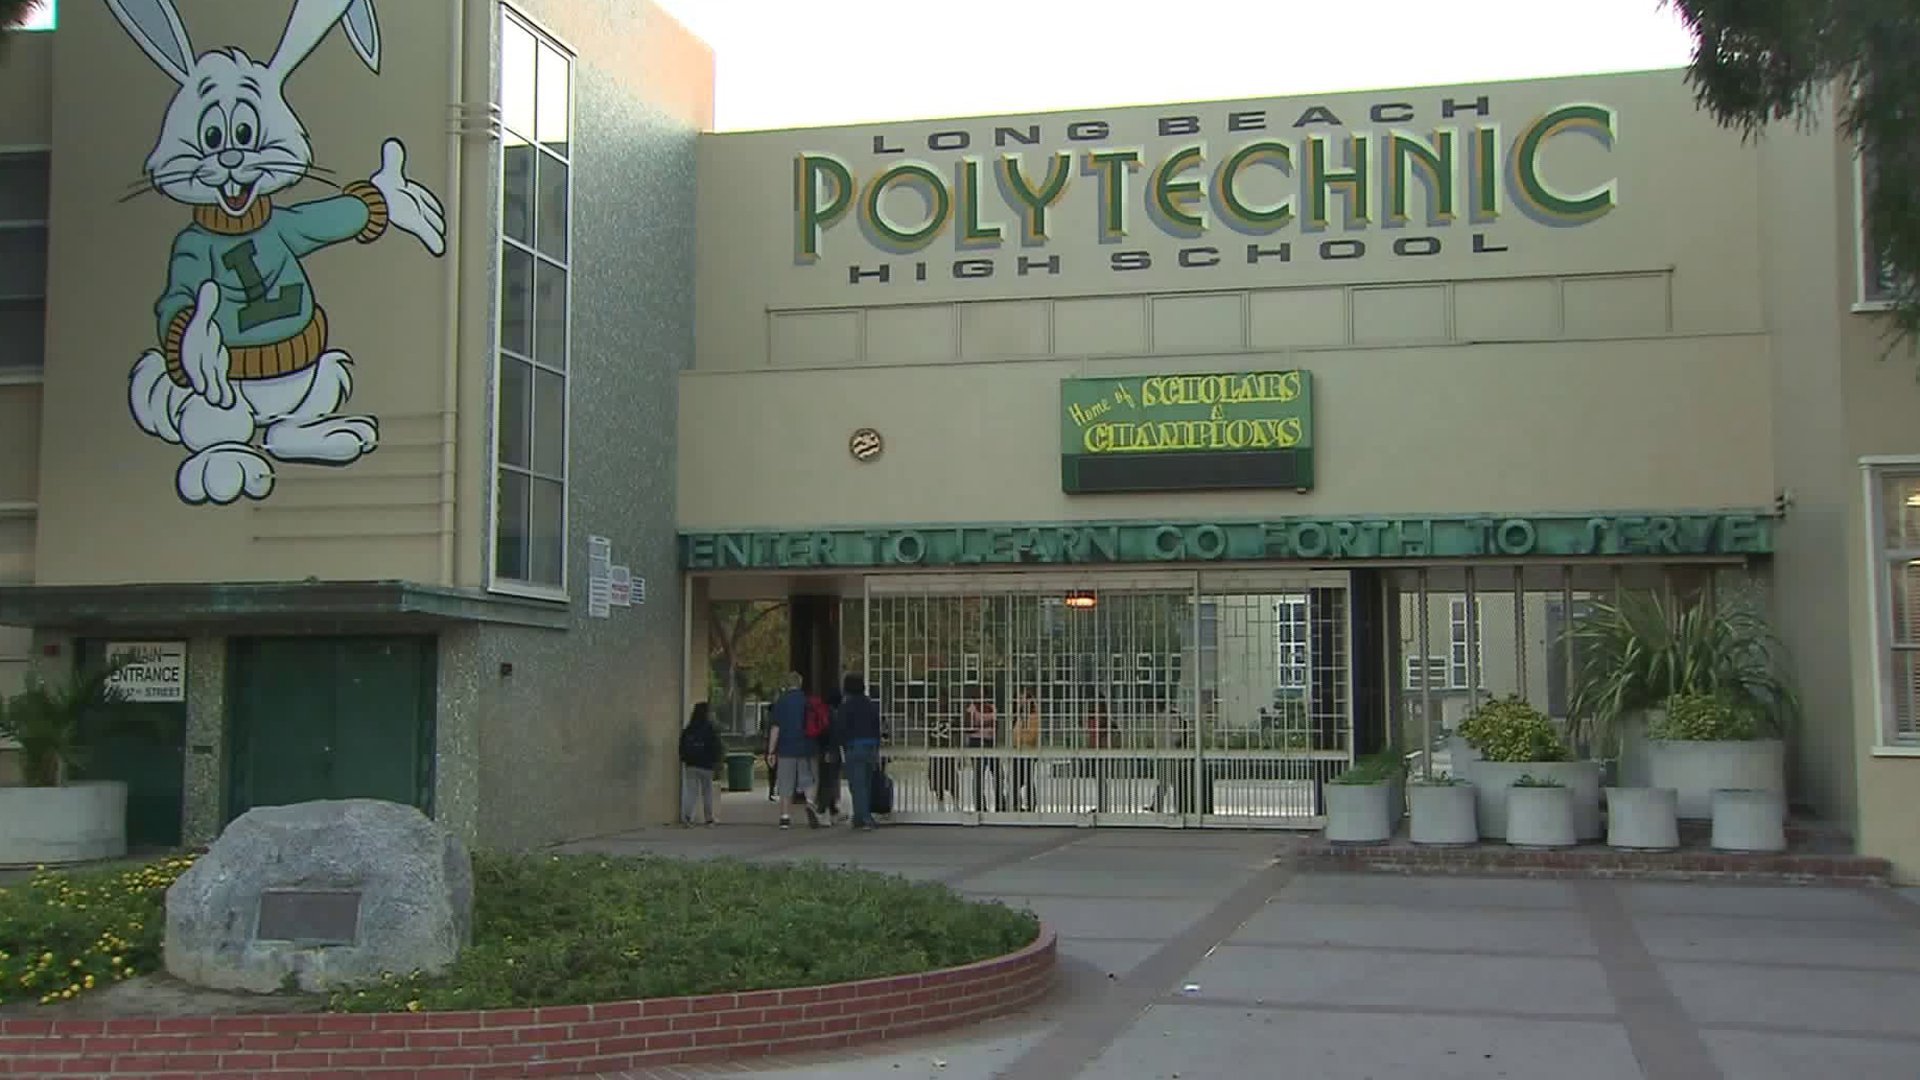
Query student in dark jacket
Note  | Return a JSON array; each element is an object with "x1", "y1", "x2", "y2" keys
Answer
[
  {"x1": 678, "y1": 702, "x2": 726, "y2": 826},
  {"x1": 838, "y1": 673, "x2": 885, "y2": 830}
]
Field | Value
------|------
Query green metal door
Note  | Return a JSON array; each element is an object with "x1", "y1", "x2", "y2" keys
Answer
[
  {"x1": 73, "y1": 641, "x2": 186, "y2": 849},
  {"x1": 226, "y1": 636, "x2": 437, "y2": 823}
]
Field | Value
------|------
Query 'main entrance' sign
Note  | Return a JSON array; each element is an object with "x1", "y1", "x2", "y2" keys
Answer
[
  {"x1": 681, "y1": 512, "x2": 1771, "y2": 570},
  {"x1": 1061, "y1": 370, "x2": 1313, "y2": 494}
]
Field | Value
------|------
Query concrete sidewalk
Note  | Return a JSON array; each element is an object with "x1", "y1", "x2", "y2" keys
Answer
[{"x1": 560, "y1": 809, "x2": 1920, "y2": 1080}]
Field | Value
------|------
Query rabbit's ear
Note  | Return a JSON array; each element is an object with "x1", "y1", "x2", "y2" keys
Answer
[
  {"x1": 105, "y1": 0, "x2": 195, "y2": 85},
  {"x1": 340, "y1": 0, "x2": 381, "y2": 73},
  {"x1": 269, "y1": 0, "x2": 358, "y2": 81}
]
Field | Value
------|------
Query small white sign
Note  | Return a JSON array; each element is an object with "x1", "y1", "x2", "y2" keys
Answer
[
  {"x1": 104, "y1": 641, "x2": 187, "y2": 703},
  {"x1": 609, "y1": 566, "x2": 632, "y2": 607}
]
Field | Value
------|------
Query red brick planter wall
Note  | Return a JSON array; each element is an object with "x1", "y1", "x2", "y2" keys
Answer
[{"x1": 0, "y1": 926, "x2": 1055, "y2": 1079}]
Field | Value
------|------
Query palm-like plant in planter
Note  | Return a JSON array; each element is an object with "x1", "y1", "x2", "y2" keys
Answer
[
  {"x1": 1566, "y1": 588, "x2": 1797, "y2": 820},
  {"x1": 0, "y1": 664, "x2": 133, "y2": 867}
]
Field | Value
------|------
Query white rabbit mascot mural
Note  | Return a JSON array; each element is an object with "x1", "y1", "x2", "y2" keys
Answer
[{"x1": 107, "y1": 0, "x2": 446, "y2": 506}]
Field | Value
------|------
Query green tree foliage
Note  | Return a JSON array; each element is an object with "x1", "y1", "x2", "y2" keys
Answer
[{"x1": 1664, "y1": 0, "x2": 1920, "y2": 344}]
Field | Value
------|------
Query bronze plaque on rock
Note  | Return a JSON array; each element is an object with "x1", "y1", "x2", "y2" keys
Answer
[{"x1": 255, "y1": 889, "x2": 362, "y2": 945}]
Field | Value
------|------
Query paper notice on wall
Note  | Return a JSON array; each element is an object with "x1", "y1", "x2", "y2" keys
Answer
[
  {"x1": 588, "y1": 577, "x2": 614, "y2": 618},
  {"x1": 585, "y1": 535, "x2": 615, "y2": 617},
  {"x1": 633, "y1": 576, "x2": 646, "y2": 604},
  {"x1": 609, "y1": 566, "x2": 633, "y2": 607},
  {"x1": 104, "y1": 641, "x2": 187, "y2": 703},
  {"x1": 587, "y1": 535, "x2": 612, "y2": 576}
]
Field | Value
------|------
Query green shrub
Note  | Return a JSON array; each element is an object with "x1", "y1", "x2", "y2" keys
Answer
[
  {"x1": 1513, "y1": 773, "x2": 1565, "y2": 788},
  {"x1": 0, "y1": 854, "x2": 196, "y2": 1007},
  {"x1": 1457, "y1": 696, "x2": 1568, "y2": 763},
  {"x1": 328, "y1": 852, "x2": 1039, "y2": 1013},
  {"x1": 1652, "y1": 692, "x2": 1756, "y2": 741}
]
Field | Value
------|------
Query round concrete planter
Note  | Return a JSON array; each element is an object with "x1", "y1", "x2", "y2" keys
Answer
[
  {"x1": 0, "y1": 781, "x2": 128, "y2": 866},
  {"x1": 1470, "y1": 760, "x2": 1603, "y2": 841},
  {"x1": 1324, "y1": 781, "x2": 1393, "y2": 844},
  {"x1": 1506, "y1": 785, "x2": 1577, "y2": 848},
  {"x1": 1710, "y1": 787, "x2": 1787, "y2": 852},
  {"x1": 1647, "y1": 738, "x2": 1785, "y2": 820},
  {"x1": 1605, "y1": 786, "x2": 1680, "y2": 851},
  {"x1": 1409, "y1": 782, "x2": 1477, "y2": 845}
]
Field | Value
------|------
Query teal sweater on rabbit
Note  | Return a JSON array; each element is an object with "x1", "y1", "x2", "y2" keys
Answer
[{"x1": 154, "y1": 183, "x2": 389, "y2": 386}]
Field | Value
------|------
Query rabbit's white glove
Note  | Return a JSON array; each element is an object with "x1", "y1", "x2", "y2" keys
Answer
[
  {"x1": 370, "y1": 139, "x2": 447, "y2": 257},
  {"x1": 182, "y1": 281, "x2": 235, "y2": 409}
]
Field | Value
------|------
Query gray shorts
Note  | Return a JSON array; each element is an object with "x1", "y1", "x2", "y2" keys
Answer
[{"x1": 775, "y1": 756, "x2": 815, "y2": 801}]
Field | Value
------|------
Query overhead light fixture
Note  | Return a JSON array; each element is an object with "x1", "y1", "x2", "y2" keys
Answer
[
  {"x1": 1905, "y1": 492, "x2": 1920, "y2": 508},
  {"x1": 1063, "y1": 590, "x2": 1097, "y2": 609}
]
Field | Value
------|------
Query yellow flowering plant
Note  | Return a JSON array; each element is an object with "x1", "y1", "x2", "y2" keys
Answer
[{"x1": 0, "y1": 853, "x2": 198, "y2": 1007}]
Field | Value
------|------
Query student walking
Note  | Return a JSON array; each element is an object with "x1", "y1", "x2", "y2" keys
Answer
[
  {"x1": 677, "y1": 702, "x2": 725, "y2": 826},
  {"x1": 838, "y1": 672, "x2": 884, "y2": 830},
  {"x1": 814, "y1": 687, "x2": 846, "y2": 823},
  {"x1": 767, "y1": 672, "x2": 820, "y2": 829}
]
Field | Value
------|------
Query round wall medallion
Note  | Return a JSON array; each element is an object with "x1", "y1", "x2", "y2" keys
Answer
[{"x1": 849, "y1": 427, "x2": 884, "y2": 462}]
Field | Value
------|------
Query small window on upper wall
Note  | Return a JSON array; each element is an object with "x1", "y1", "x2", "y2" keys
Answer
[{"x1": 1856, "y1": 144, "x2": 1903, "y2": 310}]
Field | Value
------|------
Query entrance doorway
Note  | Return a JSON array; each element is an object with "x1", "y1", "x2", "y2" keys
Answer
[{"x1": 225, "y1": 636, "x2": 437, "y2": 823}]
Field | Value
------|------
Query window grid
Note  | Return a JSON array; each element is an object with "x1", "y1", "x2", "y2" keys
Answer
[
  {"x1": 492, "y1": 7, "x2": 572, "y2": 592},
  {"x1": 1872, "y1": 468, "x2": 1920, "y2": 746},
  {"x1": 1447, "y1": 598, "x2": 1485, "y2": 690},
  {"x1": 1857, "y1": 146, "x2": 1901, "y2": 308},
  {"x1": 0, "y1": 150, "x2": 50, "y2": 372}
]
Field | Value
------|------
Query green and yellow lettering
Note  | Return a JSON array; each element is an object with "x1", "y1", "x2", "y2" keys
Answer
[
  {"x1": 1149, "y1": 143, "x2": 1208, "y2": 236},
  {"x1": 859, "y1": 162, "x2": 951, "y2": 251},
  {"x1": 1082, "y1": 147, "x2": 1144, "y2": 241},
  {"x1": 221, "y1": 239, "x2": 304, "y2": 332},
  {"x1": 1510, "y1": 103, "x2": 1617, "y2": 223},
  {"x1": 1213, "y1": 139, "x2": 1294, "y2": 233},
  {"x1": 793, "y1": 152, "x2": 854, "y2": 262},
  {"x1": 1306, "y1": 134, "x2": 1369, "y2": 228},
  {"x1": 996, "y1": 152, "x2": 1073, "y2": 244},
  {"x1": 1386, "y1": 129, "x2": 1455, "y2": 223}
]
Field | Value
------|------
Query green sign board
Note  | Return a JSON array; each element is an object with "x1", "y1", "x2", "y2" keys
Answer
[
  {"x1": 681, "y1": 511, "x2": 1772, "y2": 571},
  {"x1": 1059, "y1": 370, "x2": 1314, "y2": 494}
]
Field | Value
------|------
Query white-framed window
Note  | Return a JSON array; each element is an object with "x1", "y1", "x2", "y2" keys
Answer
[
  {"x1": 1448, "y1": 598, "x2": 1485, "y2": 690},
  {"x1": 1855, "y1": 145, "x2": 1901, "y2": 311},
  {"x1": 491, "y1": 7, "x2": 572, "y2": 593},
  {"x1": 1274, "y1": 596, "x2": 1310, "y2": 689},
  {"x1": 1050, "y1": 653, "x2": 1073, "y2": 685},
  {"x1": 0, "y1": 149, "x2": 49, "y2": 373},
  {"x1": 1865, "y1": 460, "x2": 1920, "y2": 750}
]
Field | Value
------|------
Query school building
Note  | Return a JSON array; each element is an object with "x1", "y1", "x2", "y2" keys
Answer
[{"x1": 3, "y1": 2, "x2": 1919, "y2": 880}]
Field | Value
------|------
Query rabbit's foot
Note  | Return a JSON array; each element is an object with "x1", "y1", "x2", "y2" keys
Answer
[
  {"x1": 177, "y1": 443, "x2": 274, "y2": 505},
  {"x1": 263, "y1": 415, "x2": 378, "y2": 464}
]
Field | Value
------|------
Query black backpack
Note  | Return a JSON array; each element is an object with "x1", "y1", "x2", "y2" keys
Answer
[{"x1": 679, "y1": 722, "x2": 718, "y2": 767}]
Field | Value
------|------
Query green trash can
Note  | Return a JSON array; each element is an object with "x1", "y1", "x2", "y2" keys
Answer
[{"x1": 725, "y1": 752, "x2": 755, "y2": 793}]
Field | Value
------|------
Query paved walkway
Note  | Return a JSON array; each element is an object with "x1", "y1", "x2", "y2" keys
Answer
[{"x1": 558, "y1": 799, "x2": 1920, "y2": 1079}]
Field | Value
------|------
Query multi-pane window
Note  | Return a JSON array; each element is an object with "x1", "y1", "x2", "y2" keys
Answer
[
  {"x1": 1274, "y1": 597, "x2": 1309, "y2": 689},
  {"x1": 1448, "y1": 598, "x2": 1484, "y2": 690},
  {"x1": 0, "y1": 151, "x2": 49, "y2": 372},
  {"x1": 1870, "y1": 467, "x2": 1920, "y2": 747},
  {"x1": 493, "y1": 8, "x2": 572, "y2": 591}
]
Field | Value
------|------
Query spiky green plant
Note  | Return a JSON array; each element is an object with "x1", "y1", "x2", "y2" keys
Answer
[
  {"x1": 0, "y1": 666, "x2": 126, "y2": 787},
  {"x1": 1565, "y1": 588, "x2": 1797, "y2": 755}
]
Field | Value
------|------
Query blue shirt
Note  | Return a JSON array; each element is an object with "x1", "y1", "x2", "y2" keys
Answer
[{"x1": 770, "y1": 689, "x2": 812, "y2": 757}]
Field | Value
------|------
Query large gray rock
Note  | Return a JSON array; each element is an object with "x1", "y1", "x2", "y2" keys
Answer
[{"x1": 165, "y1": 799, "x2": 473, "y2": 994}]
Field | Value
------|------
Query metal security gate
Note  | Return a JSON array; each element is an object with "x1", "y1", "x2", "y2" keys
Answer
[{"x1": 861, "y1": 570, "x2": 1352, "y2": 828}]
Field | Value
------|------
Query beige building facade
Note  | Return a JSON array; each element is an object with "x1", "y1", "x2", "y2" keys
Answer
[
  {"x1": 6, "y1": 5, "x2": 1918, "y2": 880},
  {"x1": 678, "y1": 67, "x2": 1920, "y2": 878}
]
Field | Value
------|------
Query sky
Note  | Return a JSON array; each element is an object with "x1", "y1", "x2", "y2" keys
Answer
[{"x1": 652, "y1": 0, "x2": 1702, "y2": 132}]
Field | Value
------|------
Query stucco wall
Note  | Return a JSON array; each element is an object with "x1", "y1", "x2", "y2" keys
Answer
[{"x1": 446, "y1": 0, "x2": 706, "y2": 848}]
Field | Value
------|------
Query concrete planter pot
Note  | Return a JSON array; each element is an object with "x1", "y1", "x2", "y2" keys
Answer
[
  {"x1": 1647, "y1": 738, "x2": 1785, "y2": 820},
  {"x1": 1470, "y1": 760, "x2": 1603, "y2": 841},
  {"x1": 1711, "y1": 788, "x2": 1787, "y2": 852},
  {"x1": 1324, "y1": 782, "x2": 1394, "y2": 844},
  {"x1": 1614, "y1": 709, "x2": 1660, "y2": 788},
  {"x1": 1605, "y1": 786, "x2": 1680, "y2": 851},
  {"x1": 0, "y1": 781, "x2": 129, "y2": 867},
  {"x1": 1506, "y1": 785, "x2": 1577, "y2": 848},
  {"x1": 1409, "y1": 783, "x2": 1477, "y2": 845}
]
